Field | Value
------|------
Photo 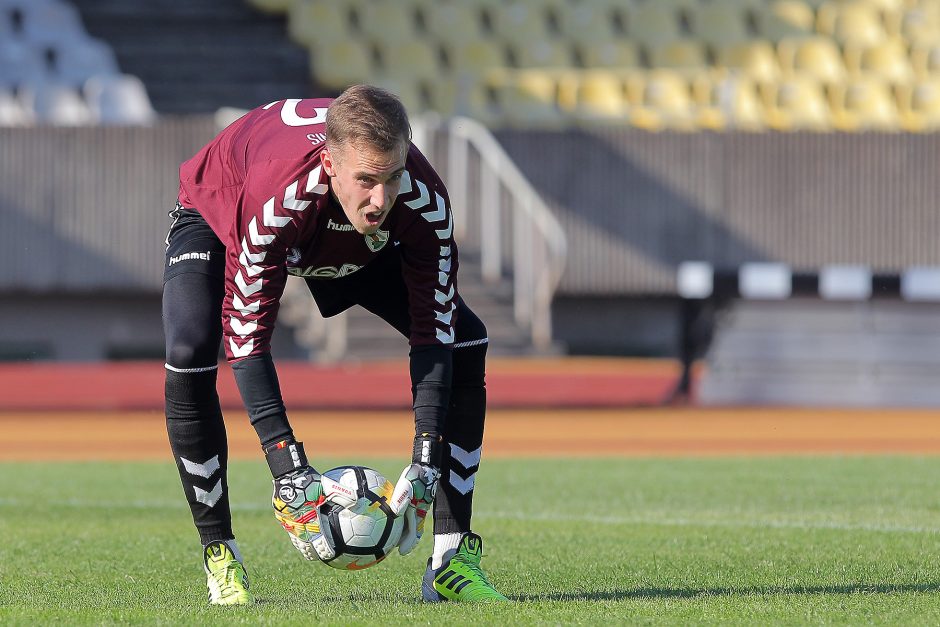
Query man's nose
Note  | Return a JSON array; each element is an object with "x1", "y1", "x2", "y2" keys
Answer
[{"x1": 371, "y1": 184, "x2": 387, "y2": 208}]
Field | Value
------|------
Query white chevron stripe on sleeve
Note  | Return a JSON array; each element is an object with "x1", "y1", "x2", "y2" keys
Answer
[
  {"x1": 229, "y1": 337, "x2": 254, "y2": 358},
  {"x1": 435, "y1": 212, "x2": 453, "y2": 239},
  {"x1": 232, "y1": 293, "x2": 259, "y2": 315},
  {"x1": 398, "y1": 170, "x2": 412, "y2": 195},
  {"x1": 195, "y1": 480, "x2": 224, "y2": 507},
  {"x1": 263, "y1": 197, "x2": 292, "y2": 228},
  {"x1": 239, "y1": 251, "x2": 264, "y2": 277},
  {"x1": 181, "y1": 455, "x2": 220, "y2": 478},
  {"x1": 234, "y1": 270, "x2": 263, "y2": 297},
  {"x1": 305, "y1": 165, "x2": 328, "y2": 195},
  {"x1": 435, "y1": 303, "x2": 455, "y2": 325},
  {"x1": 240, "y1": 237, "x2": 265, "y2": 264},
  {"x1": 435, "y1": 285, "x2": 455, "y2": 305},
  {"x1": 282, "y1": 180, "x2": 312, "y2": 212},
  {"x1": 249, "y1": 217, "x2": 275, "y2": 245},
  {"x1": 421, "y1": 192, "x2": 447, "y2": 223},
  {"x1": 405, "y1": 180, "x2": 430, "y2": 209},
  {"x1": 448, "y1": 470, "x2": 475, "y2": 495},
  {"x1": 230, "y1": 317, "x2": 258, "y2": 337},
  {"x1": 439, "y1": 257, "x2": 451, "y2": 273},
  {"x1": 450, "y1": 443, "x2": 482, "y2": 468},
  {"x1": 440, "y1": 245, "x2": 451, "y2": 257},
  {"x1": 436, "y1": 327, "x2": 455, "y2": 344}
]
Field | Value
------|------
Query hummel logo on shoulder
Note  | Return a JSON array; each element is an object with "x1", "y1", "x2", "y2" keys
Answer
[
  {"x1": 168, "y1": 251, "x2": 211, "y2": 266},
  {"x1": 327, "y1": 218, "x2": 355, "y2": 232}
]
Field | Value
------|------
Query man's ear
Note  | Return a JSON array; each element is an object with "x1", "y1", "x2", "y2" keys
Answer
[{"x1": 322, "y1": 147, "x2": 337, "y2": 177}]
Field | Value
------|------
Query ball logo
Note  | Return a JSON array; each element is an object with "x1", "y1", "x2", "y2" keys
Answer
[{"x1": 278, "y1": 485, "x2": 297, "y2": 503}]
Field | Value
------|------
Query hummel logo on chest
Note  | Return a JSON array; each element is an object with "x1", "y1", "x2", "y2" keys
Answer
[{"x1": 327, "y1": 218, "x2": 354, "y2": 232}]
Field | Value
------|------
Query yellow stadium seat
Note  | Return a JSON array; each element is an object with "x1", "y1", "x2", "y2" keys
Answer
[
  {"x1": 447, "y1": 40, "x2": 507, "y2": 78},
  {"x1": 579, "y1": 41, "x2": 641, "y2": 69},
  {"x1": 897, "y1": 79, "x2": 940, "y2": 131},
  {"x1": 371, "y1": 77, "x2": 426, "y2": 113},
  {"x1": 422, "y1": 3, "x2": 485, "y2": 45},
  {"x1": 630, "y1": 69, "x2": 696, "y2": 131},
  {"x1": 817, "y1": 1, "x2": 887, "y2": 47},
  {"x1": 708, "y1": 75, "x2": 766, "y2": 131},
  {"x1": 863, "y1": 0, "x2": 908, "y2": 11},
  {"x1": 716, "y1": 40, "x2": 782, "y2": 83},
  {"x1": 511, "y1": 40, "x2": 573, "y2": 68},
  {"x1": 574, "y1": 71, "x2": 628, "y2": 121},
  {"x1": 378, "y1": 40, "x2": 440, "y2": 80},
  {"x1": 488, "y1": 2, "x2": 551, "y2": 42},
  {"x1": 829, "y1": 78, "x2": 899, "y2": 130},
  {"x1": 309, "y1": 40, "x2": 374, "y2": 88},
  {"x1": 911, "y1": 43, "x2": 940, "y2": 78},
  {"x1": 625, "y1": 4, "x2": 682, "y2": 48},
  {"x1": 648, "y1": 40, "x2": 709, "y2": 70},
  {"x1": 555, "y1": 3, "x2": 620, "y2": 44},
  {"x1": 687, "y1": 2, "x2": 751, "y2": 47},
  {"x1": 491, "y1": 71, "x2": 566, "y2": 128},
  {"x1": 357, "y1": 1, "x2": 420, "y2": 46},
  {"x1": 763, "y1": 77, "x2": 833, "y2": 131},
  {"x1": 844, "y1": 38, "x2": 914, "y2": 82},
  {"x1": 426, "y1": 77, "x2": 497, "y2": 122},
  {"x1": 288, "y1": 1, "x2": 352, "y2": 46},
  {"x1": 754, "y1": 1, "x2": 816, "y2": 41},
  {"x1": 778, "y1": 36, "x2": 847, "y2": 83},
  {"x1": 901, "y1": 4, "x2": 940, "y2": 44}
]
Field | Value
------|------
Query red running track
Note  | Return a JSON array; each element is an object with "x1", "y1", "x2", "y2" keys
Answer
[{"x1": 0, "y1": 357, "x2": 686, "y2": 411}]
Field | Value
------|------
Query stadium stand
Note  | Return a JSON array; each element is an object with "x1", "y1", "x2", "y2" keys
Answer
[
  {"x1": 71, "y1": 0, "x2": 311, "y2": 113},
  {"x1": 0, "y1": 0, "x2": 157, "y2": 125},
  {"x1": 234, "y1": 0, "x2": 940, "y2": 132}
]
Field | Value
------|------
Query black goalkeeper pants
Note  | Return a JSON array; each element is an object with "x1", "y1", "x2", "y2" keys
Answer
[{"x1": 163, "y1": 205, "x2": 489, "y2": 543}]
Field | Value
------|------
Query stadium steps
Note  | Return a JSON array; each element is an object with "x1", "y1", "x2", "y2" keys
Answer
[
  {"x1": 68, "y1": 0, "x2": 314, "y2": 113},
  {"x1": 338, "y1": 262, "x2": 543, "y2": 361},
  {"x1": 699, "y1": 300, "x2": 940, "y2": 407}
]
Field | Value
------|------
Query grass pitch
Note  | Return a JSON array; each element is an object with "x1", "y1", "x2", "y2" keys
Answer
[{"x1": 2, "y1": 456, "x2": 940, "y2": 624}]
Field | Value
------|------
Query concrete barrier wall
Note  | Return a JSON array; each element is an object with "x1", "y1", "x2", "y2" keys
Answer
[
  {"x1": 496, "y1": 129, "x2": 940, "y2": 295},
  {"x1": 2, "y1": 122, "x2": 937, "y2": 296},
  {"x1": 0, "y1": 118, "x2": 218, "y2": 291}
]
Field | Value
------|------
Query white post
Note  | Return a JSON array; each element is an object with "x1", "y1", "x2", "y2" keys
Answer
[
  {"x1": 480, "y1": 158, "x2": 501, "y2": 283},
  {"x1": 513, "y1": 192, "x2": 533, "y2": 326},
  {"x1": 448, "y1": 132, "x2": 469, "y2": 242}
]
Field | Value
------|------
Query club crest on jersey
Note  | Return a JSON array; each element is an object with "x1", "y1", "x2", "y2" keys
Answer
[{"x1": 365, "y1": 230, "x2": 389, "y2": 252}]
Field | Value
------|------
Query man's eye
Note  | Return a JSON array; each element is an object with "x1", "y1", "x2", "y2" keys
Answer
[{"x1": 390, "y1": 173, "x2": 402, "y2": 182}]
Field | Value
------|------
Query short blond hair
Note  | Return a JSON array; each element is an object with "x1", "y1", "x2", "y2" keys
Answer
[{"x1": 326, "y1": 84, "x2": 412, "y2": 155}]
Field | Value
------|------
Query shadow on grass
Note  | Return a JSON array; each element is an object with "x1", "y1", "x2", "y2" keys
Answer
[{"x1": 515, "y1": 582, "x2": 939, "y2": 603}]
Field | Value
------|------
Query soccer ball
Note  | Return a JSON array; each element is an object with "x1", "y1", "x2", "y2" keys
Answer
[{"x1": 316, "y1": 466, "x2": 404, "y2": 570}]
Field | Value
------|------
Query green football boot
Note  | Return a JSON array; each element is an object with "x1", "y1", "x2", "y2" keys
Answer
[
  {"x1": 422, "y1": 532, "x2": 509, "y2": 602},
  {"x1": 204, "y1": 540, "x2": 253, "y2": 606}
]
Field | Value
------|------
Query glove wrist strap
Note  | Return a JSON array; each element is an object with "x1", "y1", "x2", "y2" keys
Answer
[
  {"x1": 413, "y1": 434, "x2": 443, "y2": 468},
  {"x1": 264, "y1": 440, "x2": 308, "y2": 477}
]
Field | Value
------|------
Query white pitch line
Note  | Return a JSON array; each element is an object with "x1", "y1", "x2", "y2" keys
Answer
[
  {"x1": 478, "y1": 510, "x2": 940, "y2": 535},
  {"x1": 0, "y1": 497, "x2": 938, "y2": 535}
]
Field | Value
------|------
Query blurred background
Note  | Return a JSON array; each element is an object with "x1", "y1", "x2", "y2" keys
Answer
[{"x1": 2, "y1": 0, "x2": 940, "y2": 411}]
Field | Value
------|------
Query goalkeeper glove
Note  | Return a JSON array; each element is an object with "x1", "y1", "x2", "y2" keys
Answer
[{"x1": 390, "y1": 434, "x2": 442, "y2": 555}]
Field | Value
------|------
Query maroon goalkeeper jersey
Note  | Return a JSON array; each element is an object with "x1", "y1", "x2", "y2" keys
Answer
[{"x1": 178, "y1": 98, "x2": 457, "y2": 361}]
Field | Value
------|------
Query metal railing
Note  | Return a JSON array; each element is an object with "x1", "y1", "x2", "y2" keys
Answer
[{"x1": 438, "y1": 116, "x2": 567, "y2": 349}]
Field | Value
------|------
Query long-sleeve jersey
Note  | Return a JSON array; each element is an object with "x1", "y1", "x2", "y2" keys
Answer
[{"x1": 178, "y1": 98, "x2": 458, "y2": 362}]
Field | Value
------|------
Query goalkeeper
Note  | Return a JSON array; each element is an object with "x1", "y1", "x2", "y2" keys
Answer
[{"x1": 163, "y1": 85, "x2": 506, "y2": 604}]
